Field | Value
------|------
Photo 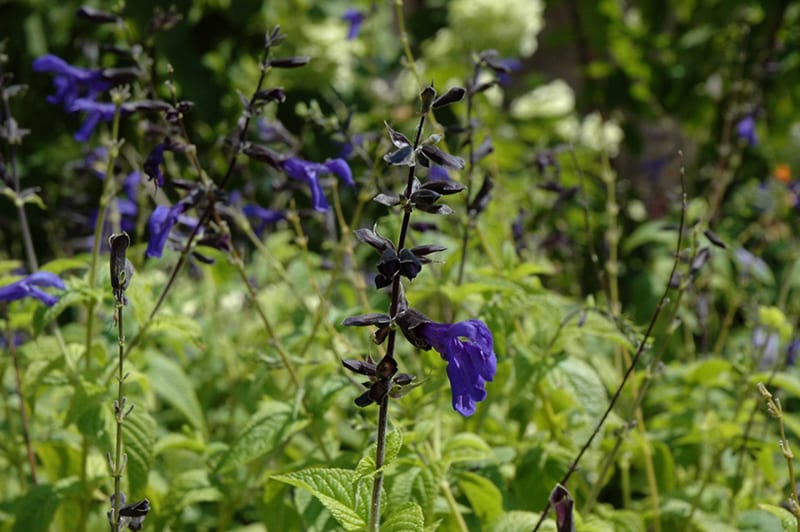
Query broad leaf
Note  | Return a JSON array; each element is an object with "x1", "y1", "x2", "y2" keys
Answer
[
  {"x1": 382, "y1": 501, "x2": 424, "y2": 532},
  {"x1": 125, "y1": 411, "x2": 156, "y2": 497},
  {"x1": 147, "y1": 354, "x2": 207, "y2": 433}
]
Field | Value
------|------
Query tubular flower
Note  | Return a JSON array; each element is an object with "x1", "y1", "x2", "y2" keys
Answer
[
  {"x1": 417, "y1": 319, "x2": 497, "y2": 416},
  {"x1": 280, "y1": 157, "x2": 354, "y2": 212},
  {"x1": 145, "y1": 203, "x2": 190, "y2": 258},
  {"x1": 0, "y1": 272, "x2": 66, "y2": 307}
]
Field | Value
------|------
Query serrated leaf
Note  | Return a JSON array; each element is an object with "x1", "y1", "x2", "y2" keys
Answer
[
  {"x1": 216, "y1": 402, "x2": 307, "y2": 474},
  {"x1": 33, "y1": 289, "x2": 89, "y2": 335},
  {"x1": 147, "y1": 313, "x2": 202, "y2": 343},
  {"x1": 356, "y1": 429, "x2": 404, "y2": 479},
  {"x1": 443, "y1": 432, "x2": 494, "y2": 465},
  {"x1": 147, "y1": 354, "x2": 206, "y2": 433},
  {"x1": 272, "y1": 468, "x2": 369, "y2": 531},
  {"x1": 488, "y1": 510, "x2": 545, "y2": 532},
  {"x1": 457, "y1": 471, "x2": 503, "y2": 522},
  {"x1": 125, "y1": 412, "x2": 156, "y2": 497},
  {"x1": 388, "y1": 466, "x2": 437, "y2": 517},
  {"x1": 63, "y1": 378, "x2": 106, "y2": 427},
  {"x1": 757, "y1": 504, "x2": 797, "y2": 531},
  {"x1": 12, "y1": 483, "x2": 60, "y2": 532},
  {"x1": 382, "y1": 501, "x2": 424, "y2": 532},
  {"x1": 171, "y1": 469, "x2": 223, "y2": 510}
]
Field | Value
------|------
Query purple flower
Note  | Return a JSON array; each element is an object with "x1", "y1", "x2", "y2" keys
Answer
[
  {"x1": 417, "y1": 319, "x2": 497, "y2": 416},
  {"x1": 0, "y1": 271, "x2": 66, "y2": 307},
  {"x1": 143, "y1": 144, "x2": 168, "y2": 188},
  {"x1": 281, "y1": 157, "x2": 354, "y2": 212},
  {"x1": 69, "y1": 98, "x2": 132, "y2": 142},
  {"x1": 242, "y1": 204, "x2": 285, "y2": 237},
  {"x1": 145, "y1": 203, "x2": 190, "y2": 258},
  {"x1": 342, "y1": 9, "x2": 367, "y2": 40},
  {"x1": 737, "y1": 115, "x2": 757, "y2": 146},
  {"x1": 428, "y1": 166, "x2": 451, "y2": 181},
  {"x1": 496, "y1": 58, "x2": 522, "y2": 86},
  {"x1": 32, "y1": 54, "x2": 109, "y2": 107}
]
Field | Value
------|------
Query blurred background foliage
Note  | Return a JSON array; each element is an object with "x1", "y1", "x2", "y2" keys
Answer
[{"x1": 2, "y1": 0, "x2": 800, "y2": 530}]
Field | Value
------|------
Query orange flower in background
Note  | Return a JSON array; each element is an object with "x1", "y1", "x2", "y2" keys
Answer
[{"x1": 774, "y1": 163, "x2": 791, "y2": 183}]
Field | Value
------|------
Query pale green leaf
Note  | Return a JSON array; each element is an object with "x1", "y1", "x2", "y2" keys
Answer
[
  {"x1": 758, "y1": 504, "x2": 797, "y2": 531},
  {"x1": 356, "y1": 428, "x2": 404, "y2": 479},
  {"x1": 381, "y1": 501, "x2": 424, "y2": 532},
  {"x1": 457, "y1": 471, "x2": 504, "y2": 522},
  {"x1": 443, "y1": 432, "x2": 494, "y2": 465},
  {"x1": 489, "y1": 510, "x2": 553, "y2": 532},
  {"x1": 124, "y1": 411, "x2": 156, "y2": 497},
  {"x1": 12, "y1": 484, "x2": 60, "y2": 532},
  {"x1": 171, "y1": 469, "x2": 223, "y2": 510},
  {"x1": 272, "y1": 468, "x2": 368, "y2": 531},
  {"x1": 215, "y1": 402, "x2": 307, "y2": 474},
  {"x1": 147, "y1": 354, "x2": 206, "y2": 433},
  {"x1": 388, "y1": 466, "x2": 437, "y2": 517}
]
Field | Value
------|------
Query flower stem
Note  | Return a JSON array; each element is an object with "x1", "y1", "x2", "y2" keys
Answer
[
  {"x1": 6, "y1": 323, "x2": 37, "y2": 485},
  {"x1": 111, "y1": 298, "x2": 126, "y2": 530}
]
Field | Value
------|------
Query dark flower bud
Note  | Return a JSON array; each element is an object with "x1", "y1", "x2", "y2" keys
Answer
[
  {"x1": 410, "y1": 244, "x2": 446, "y2": 263},
  {"x1": 399, "y1": 248, "x2": 422, "y2": 279},
  {"x1": 129, "y1": 100, "x2": 174, "y2": 113},
  {"x1": 549, "y1": 484, "x2": 575, "y2": 532},
  {"x1": 410, "y1": 188, "x2": 442, "y2": 207},
  {"x1": 471, "y1": 136, "x2": 494, "y2": 164},
  {"x1": 355, "y1": 379, "x2": 390, "y2": 407},
  {"x1": 243, "y1": 143, "x2": 282, "y2": 167},
  {"x1": 76, "y1": 6, "x2": 119, "y2": 24},
  {"x1": 470, "y1": 80, "x2": 497, "y2": 94},
  {"x1": 384, "y1": 122, "x2": 411, "y2": 148},
  {"x1": 376, "y1": 355, "x2": 398, "y2": 379},
  {"x1": 269, "y1": 56, "x2": 310, "y2": 68},
  {"x1": 669, "y1": 271, "x2": 682, "y2": 288},
  {"x1": 176, "y1": 100, "x2": 195, "y2": 113},
  {"x1": 109, "y1": 232, "x2": 132, "y2": 305},
  {"x1": 384, "y1": 145, "x2": 415, "y2": 166},
  {"x1": 419, "y1": 145, "x2": 465, "y2": 170},
  {"x1": 420, "y1": 84, "x2": 437, "y2": 114},
  {"x1": 354, "y1": 226, "x2": 395, "y2": 254},
  {"x1": 690, "y1": 247, "x2": 711, "y2": 276},
  {"x1": 420, "y1": 180, "x2": 465, "y2": 195},
  {"x1": 342, "y1": 358, "x2": 377, "y2": 377},
  {"x1": 253, "y1": 87, "x2": 286, "y2": 104},
  {"x1": 432, "y1": 86, "x2": 466, "y2": 109},
  {"x1": 101, "y1": 67, "x2": 142, "y2": 84},
  {"x1": 342, "y1": 313, "x2": 391, "y2": 328},
  {"x1": 468, "y1": 173, "x2": 494, "y2": 215},
  {"x1": 417, "y1": 203, "x2": 455, "y2": 215},
  {"x1": 395, "y1": 308, "x2": 432, "y2": 349},
  {"x1": 377, "y1": 248, "x2": 400, "y2": 279},
  {"x1": 374, "y1": 273, "x2": 392, "y2": 289},
  {"x1": 266, "y1": 25, "x2": 286, "y2": 47},
  {"x1": 393, "y1": 373, "x2": 414, "y2": 386},
  {"x1": 703, "y1": 229, "x2": 727, "y2": 249}
]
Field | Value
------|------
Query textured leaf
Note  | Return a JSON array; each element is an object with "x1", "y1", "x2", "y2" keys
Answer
[
  {"x1": 381, "y1": 501, "x2": 424, "y2": 532},
  {"x1": 356, "y1": 429, "x2": 403, "y2": 479},
  {"x1": 272, "y1": 468, "x2": 368, "y2": 531},
  {"x1": 388, "y1": 466, "x2": 437, "y2": 517},
  {"x1": 488, "y1": 511, "x2": 544, "y2": 532},
  {"x1": 63, "y1": 378, "x2": 106, "y2": 427},
  {"x1": 457, "y1": 471, "x2": 504, "y2": 522},
  {"x1": 125, "y1": 411, "x2": 156, "y2": 497},
  {"x1": 147, "y1": 354, "x2": 206, "y2": 433},
  {"x1": 216, "y1": 402, "x2": 307, "y2": 474},
  {"x1": 171, "y1": 469, "x2": 223, "y2": 510},
  {"x1": 443, "y1": 432, "x2": 494, "y2": 465}
]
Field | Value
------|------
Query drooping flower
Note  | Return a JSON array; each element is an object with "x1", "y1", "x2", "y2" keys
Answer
[
  {"x1": 737, "y1": 115, "x2": 757, "y2": 146},
  {"x1": 416, "y1": 319, "x2": 497, "y2": 416},
  {"x1": 0, "y1": 271, "x2": 66, "y2": 307},
  {"x1": 242, "y1": 204, "x2": 285, "y2": 237},
  {"x1": 281, "y1": 157, "x2": 354, "y2": 212},
  {"x1": 143, "y1": 143, "x2": 168, "y2": 188},
  {"x1": 342, "y1": 9, "x2": 367, "y2": 40},
  {"x1": 145, "y1": 203, "x2": 190, "y2": 258},
  {"x1": 32, "y1": 54, "x2": 110, "y2": 107}
]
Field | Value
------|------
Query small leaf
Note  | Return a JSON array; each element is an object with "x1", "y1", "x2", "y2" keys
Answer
[
  {"x1": 272, "y1": 468, "x2": 368, "y2": 531},
  {"x1": 443, "y1": 433, "x2": 494, "y2": 465},
  {"x1": 382, "y1": 502, "x2": 424, "y2": 532},
  {"x1": 216, "y1": 402, "x2": 308, "y2": 474},
  {"x1": 458, "y1": 471, "x2": 503, "y2": 523}
]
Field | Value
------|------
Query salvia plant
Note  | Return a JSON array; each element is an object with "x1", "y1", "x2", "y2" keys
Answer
[{"x1": 2, "y1": 1, "x2": 800, "y2": 531}]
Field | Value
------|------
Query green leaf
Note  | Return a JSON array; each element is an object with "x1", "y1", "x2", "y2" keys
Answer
[
  {"x1": 757, "y1": 504, "x2": 797, "y2": 531},
  {"x1": 171, "y1": 469, "x2": 223, "y2": 510},
  {"x1": 457, "y1": 471, "x2": 504, "y2": 522},
  {"x1": 33, "y1": 289, "x2": 89, "y2": 335},
  {"x1": 272, "y1": 468, "x2": 369, "y2": 531},
  {"x1": 215, "y1": 402, "x2": 307, "y2": 474},
  {"x1": 381, "y1": 501, "x2": 424, "y2": 532},
  {"x1": 63, "y1": 378, "x2": 106, "y2": 427},
  {"x1": 356, "y1": 428, "x2": 404, "y2": 479},
  {"x1": 147, "y1": 353, "x2": 207, "y2": 433},
  {"x1": 125, "y1": 411, "x2": 156, "y2": 497},
  {"x1": 750, "y1": 372, "x2": 800, "y2": 399},
  {"x1": 443, "y1": 432, "x2": 494, "y2": 466},
  {"x1": 12, "y1": 483, "x2": 60, "y2": 532},
  {"x1": 488, "y1": 510, "x2": 547, "y2": 532},
  {"x1": 388, "y1": 466, "x2": 437, "y2": 518}
]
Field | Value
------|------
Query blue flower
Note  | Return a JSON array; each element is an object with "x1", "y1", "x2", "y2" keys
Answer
[
  {"x1": 69, "y1": 98, "x2": 131, "y2": 142},
  {"x1": 342, "y1": 9, "x2": 367, "y2": 40},
  {"x1": 242, "y1": 204, "x2": 285, "y2": 237},
  {"x1": 0, "y1": 272, "x2": 66, "y2": 307},
  {"x1": 737, "y1": 115, "x2": 757, "y2": 146},
  {"x1": 496, "y1": 57, "x2": 522, "y2": 86},
  {"x1": 428, "y1": 166, "x2": 451, "y2": 181},
  {"x1": 32, "y1": 54, "x2": 109, "y2": 107},
  {"x1": 145, "y1": 203, "x2": 190, "y2": 258},
  {"x1": 281, "y1": 157, "x2": 354, "y2": 212},
  {"x1": 143, "y1": 144, "x2": 168, "y2": 188},
  {"x1": 417, "y1": 319, "x2": 497, "y2": 416}
]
